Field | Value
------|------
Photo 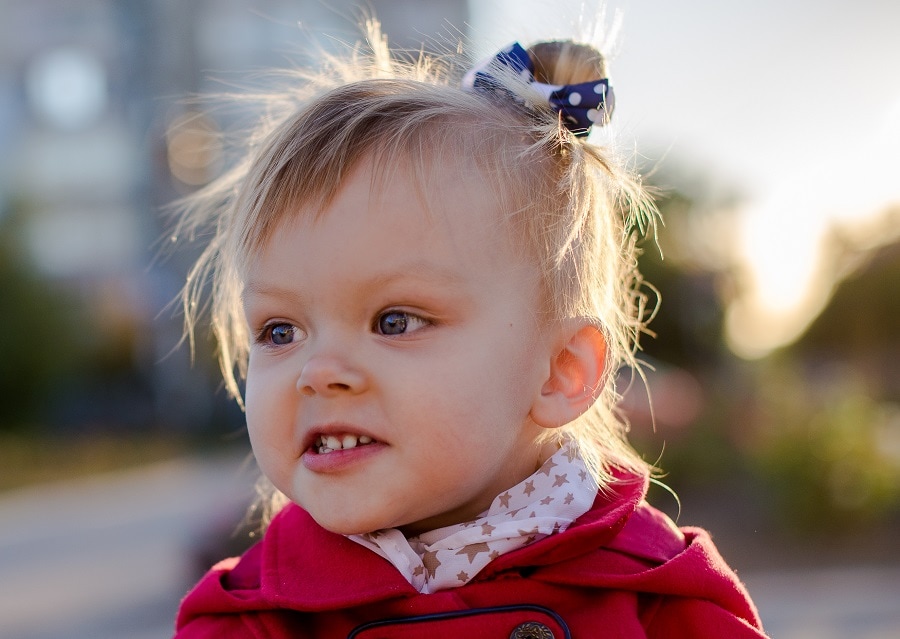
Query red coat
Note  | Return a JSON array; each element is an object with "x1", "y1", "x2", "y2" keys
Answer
[{"x1": 175, "y1": 475, "x2": 769, "y2": 638}]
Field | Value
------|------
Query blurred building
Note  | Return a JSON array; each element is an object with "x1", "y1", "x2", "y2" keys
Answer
[{"x1": 0, "y1": 0, "x2": 467, "y2": 433}]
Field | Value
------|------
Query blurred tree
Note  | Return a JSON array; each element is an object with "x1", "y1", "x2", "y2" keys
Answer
[
  {"x1": 626, "y1": 180, "x2": 752, "y2": 484},
  {"x1": 746, "y1": 229, "x2": 900, "y2": 531},
  {"x1": 745, "y1": 356, "x2": 900, "y2": 532},
  {"x1": 630, "y1": 178, "x2": 900, "y2": 533},
  {"x1": 636, "y1": 189, "x2": 731, "y2": 369},
  {"x1": 796, "y1": 232, "x2": 900, "y2": 400},
  {"x1": 0, "y1": 200, "x2": 91, "y2": 431}
]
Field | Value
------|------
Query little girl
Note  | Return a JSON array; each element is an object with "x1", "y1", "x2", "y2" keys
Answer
[{"x1": 172, "y1": 22, "x2": 769, "y2": 639}]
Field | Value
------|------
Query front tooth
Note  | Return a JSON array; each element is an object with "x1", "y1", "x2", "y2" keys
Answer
[
  {"x1": 325, "y1": 435, "x2": 342, "y2": 450},
  {"x1": 358, "y1": 435, "x2": 372, "y2": 444},
  {"x1": 342, "y1": 434, "x2": 358, "y2": 449}
]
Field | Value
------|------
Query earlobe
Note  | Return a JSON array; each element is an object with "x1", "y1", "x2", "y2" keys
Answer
[{"x1": 529, "y1": 322, "x2": 607, "y2": 430}]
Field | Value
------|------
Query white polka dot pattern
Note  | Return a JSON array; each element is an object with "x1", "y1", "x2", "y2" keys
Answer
[{"x1": 462, "y1": 42, "x2": 615, "y2": 136}]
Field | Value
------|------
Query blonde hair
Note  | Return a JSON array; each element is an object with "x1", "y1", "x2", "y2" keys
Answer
[{"x1": 174, "y1": 22, "x2": 658, "y2": 516}]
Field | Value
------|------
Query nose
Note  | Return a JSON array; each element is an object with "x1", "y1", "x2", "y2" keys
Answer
[{"x1": 295, "y1": 353, "x2": 368, "y2": 397}]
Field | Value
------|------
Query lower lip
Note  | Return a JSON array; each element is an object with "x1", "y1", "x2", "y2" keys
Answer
[{"x1": 301, "y1": 442, "x2": 385, "y2": 473}]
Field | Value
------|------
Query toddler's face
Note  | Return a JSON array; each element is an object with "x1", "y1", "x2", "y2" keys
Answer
[{"x1": 242, "y1": 157, "x2": 555, "y2": 535}]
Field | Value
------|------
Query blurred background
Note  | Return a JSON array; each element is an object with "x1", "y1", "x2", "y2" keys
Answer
[{"x1": 0, "y1": 0, "x2": 897, "y2": 637}]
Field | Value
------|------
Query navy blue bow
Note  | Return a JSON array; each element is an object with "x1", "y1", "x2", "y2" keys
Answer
[{"x1": 463, "y1": 42, "x2": 615, "y2": 137}]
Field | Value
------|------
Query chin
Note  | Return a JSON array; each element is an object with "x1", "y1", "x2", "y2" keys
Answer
[{"x1": 307, "y1": 508, "x2": 385, "y2": 536}]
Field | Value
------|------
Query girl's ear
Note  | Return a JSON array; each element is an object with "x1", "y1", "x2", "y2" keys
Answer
[{"x1": 529, "y1": 322, "x2": 607, "y2": 430}]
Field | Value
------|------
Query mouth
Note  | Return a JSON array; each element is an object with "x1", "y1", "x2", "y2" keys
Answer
[{"x1": 312, "y1": 433, "x2": 376, "y2": 454}]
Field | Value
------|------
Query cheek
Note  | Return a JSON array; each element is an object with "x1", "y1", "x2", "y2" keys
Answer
[
  {"x1": 244, "y1": 365, "x2": 294, "y2": 460},
  {"x1": 421, "y1": 341, "x2": 539, "y2": 432},
  {"x1": 245, "y1": 356, "x2": 291, "y2": 414},
  {"x1": 244, "y1": 401, "x2": 297, "y2": 500},
  {"x1": 244, "y1": 370, "x2": 267, "y2": 436},
  {"x1": 489, "y1": 326, "x2": 547, "y2": 394}
]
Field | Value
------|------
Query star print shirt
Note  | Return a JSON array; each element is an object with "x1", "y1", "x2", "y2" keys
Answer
[{"x1": 348, "y1": 441, "x2": 597, "y2": 593}]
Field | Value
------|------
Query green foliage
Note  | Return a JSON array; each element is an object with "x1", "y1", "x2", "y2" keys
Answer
[
  {"x1": 0, "y1": 431, "x2": 187, "y2": 491},
  {"x1": 637, "y1": 190, "x2": 728, "y2": 368},
  {"x1": 0, "y1": 204, "x2": 91, "y2": 430},
  {"x1": 746, "y1": 360, "x2": 900, "y2": 531}
]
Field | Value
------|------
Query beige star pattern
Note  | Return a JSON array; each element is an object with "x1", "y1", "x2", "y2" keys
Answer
[
  {"x1": 537, "y1": 457, "x2": 558, "y2": 476},
  {"x1": 347, "y1": 442, "x2": 596, "y2": 594},
  {"x1": 517, "y1": 525, "x2": 540, "y2": 545},
  {"x1": 553, "y1": 473, "x2": 569, "y2": 487},
  {"x1": 422, "y1": 551, "x2": 442, "y2": 579},
  {"x1": 456, "y1": 542, "x2": 492, "y2": 564}
]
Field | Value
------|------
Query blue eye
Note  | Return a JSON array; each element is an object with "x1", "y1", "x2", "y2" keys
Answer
[
  {"x1": 378, "y1": 312, "x2": 408, "y2": 335},
  {"x1": 268, "y1": 323, "x2": 296, "y2": 345},
  {"x1": 376, "y1": 311, "x2": 428, "y2": 336}
]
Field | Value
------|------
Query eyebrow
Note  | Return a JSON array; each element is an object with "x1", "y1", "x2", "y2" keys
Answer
[
  {"x1": 242, "y1": 282, "x2": 307, "y2": 306},
  {"x1": 363, "y1": 261, "x2": 468, "y2": 290},
  {"x1": 242, "y1": 261, "x2": 468, "y2": 301}
]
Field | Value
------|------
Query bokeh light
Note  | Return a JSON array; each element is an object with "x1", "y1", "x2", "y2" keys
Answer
[
  {"x1": 25, "y1": 47, "x2": 108, "y2": 131},
  {"x1": 165, "y1": 111, "x2": 223, "y2": 188}
]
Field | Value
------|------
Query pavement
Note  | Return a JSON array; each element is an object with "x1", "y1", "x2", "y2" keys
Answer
[
  {"x1": 744, "y1": 565, "x2": 900, "y2": 639},
  {"x1": 1, "y1": 454, "x2": 898, "y2": 638},
  {"x1": 0, "y1": 453, "x2": 255, "y2": 639}
]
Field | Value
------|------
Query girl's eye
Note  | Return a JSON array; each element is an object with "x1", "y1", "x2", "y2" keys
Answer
[
  {"x1": 375, "y1": 311, "x2": 428, "y2": 336},
  {"x1": 263, "y1": 323, "x2": 299, "y2": 346}
]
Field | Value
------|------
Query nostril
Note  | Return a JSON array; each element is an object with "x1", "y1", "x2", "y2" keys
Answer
[
  {"x1": 295, "y1": 357, "x2": 366, "y2": 396},
  {"x1": 296, "y1": 379, "x2": 354, "y2": 396}
]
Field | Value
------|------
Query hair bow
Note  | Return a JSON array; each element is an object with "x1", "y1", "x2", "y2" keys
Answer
[{"x1": 462, "y1": 42, "x2": 615, "y2": 137}]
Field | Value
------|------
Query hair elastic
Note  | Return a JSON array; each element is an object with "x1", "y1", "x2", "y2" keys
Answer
[{"x1": 462, "y1": 42, "x2": 615, "y2": 137}]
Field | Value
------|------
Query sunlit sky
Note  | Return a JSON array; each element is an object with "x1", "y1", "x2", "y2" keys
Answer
[{"x1": 470, "y1": 0, "x2": 900, "y2": 357}]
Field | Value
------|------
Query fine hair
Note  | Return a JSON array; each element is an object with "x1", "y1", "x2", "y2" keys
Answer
[{"x1": 172, "y1": 21, "x2": 659, "y2": 523}]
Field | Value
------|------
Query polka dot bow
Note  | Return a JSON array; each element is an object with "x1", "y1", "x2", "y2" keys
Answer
[{"x1": 463, "y1": 42, "x2": 615, "y2": 137}]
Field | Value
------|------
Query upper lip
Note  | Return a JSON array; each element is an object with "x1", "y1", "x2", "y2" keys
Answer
[{"x1": 299, "y1": 422, "x2": 382, "y2": 453}]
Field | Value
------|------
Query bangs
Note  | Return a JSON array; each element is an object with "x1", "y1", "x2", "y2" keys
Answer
[{"x1": 233, "y1": 79, "x2": 546, "y2": 271}]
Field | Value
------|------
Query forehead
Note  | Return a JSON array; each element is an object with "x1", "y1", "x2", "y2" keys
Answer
[
  {"x1": 244, "y1": 155, "x2": 530, "y2": 289},
  {"x1": 236, "y1": 102, "x2": 536, "y2": 267}
]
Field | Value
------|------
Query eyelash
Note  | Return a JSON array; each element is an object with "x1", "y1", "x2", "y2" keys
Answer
[
  {"x1": 255, "y1": 322, "x2": 301, "y2": 348},
  {"x1": 253, "y1": 309, "x2": 431, "y2": 347},
  {"x1": 374, "y1": 310, "x2": 431, "y2": 336}
]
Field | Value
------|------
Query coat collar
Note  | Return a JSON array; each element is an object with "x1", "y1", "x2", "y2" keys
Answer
[
  {"x1": 255, "y1": 471, "x2": 650, "y2": 610},
  {"x1": 262, "y1": 505, "x2": 418, "y2": 610}
]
